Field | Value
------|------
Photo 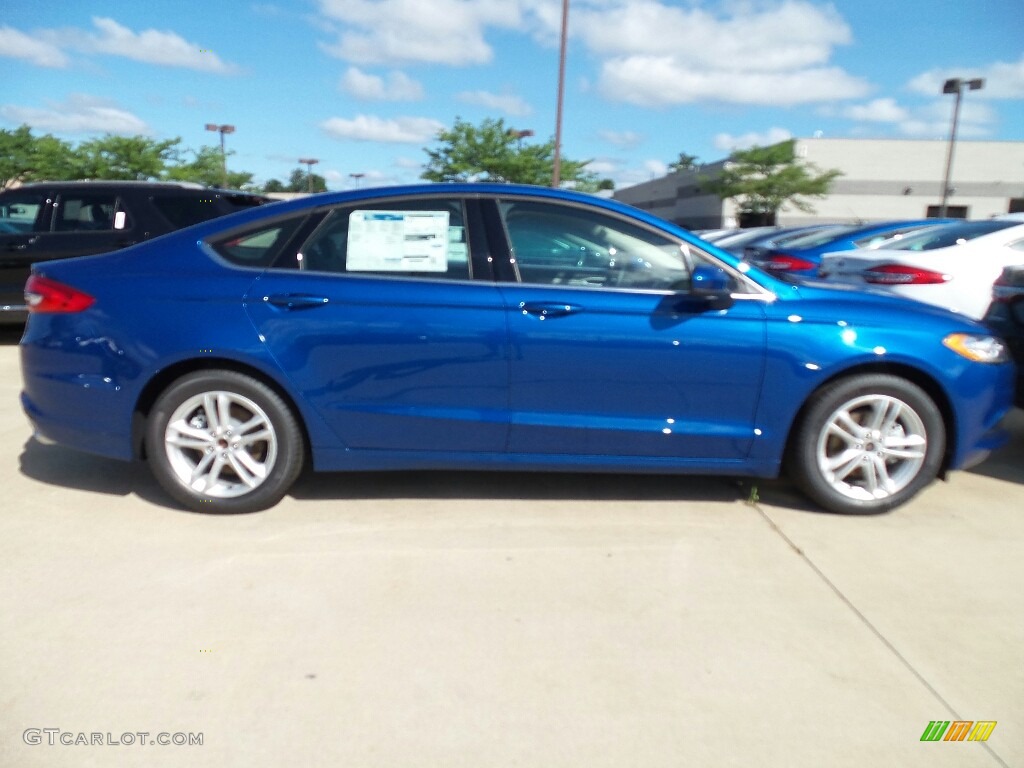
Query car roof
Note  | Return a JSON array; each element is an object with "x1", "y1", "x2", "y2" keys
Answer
[{"x1": 6, "y1": 180, "x2": 258, "y2": 195}]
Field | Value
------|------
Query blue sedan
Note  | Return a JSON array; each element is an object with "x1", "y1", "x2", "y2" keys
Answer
[
  {"x1": 20, "y1": 185, "x2": 1014, "y2": 515},
  {"x1": 748, "y1": 219, "x2": 951, "y2": 277}
]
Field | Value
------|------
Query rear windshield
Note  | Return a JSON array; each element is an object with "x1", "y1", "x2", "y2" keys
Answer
[
  {"x1": 152, "y1": 193, "x2": 267, "y2": 228},
  {"x1": 882, "y1": 220, "x2": 1017, "y2": 251}
]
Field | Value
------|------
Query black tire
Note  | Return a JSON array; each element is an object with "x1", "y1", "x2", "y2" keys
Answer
[
  {"x1": 145, "y1": 370, "x2": 304, "y2": 513},
  {"x1": 788, "y1": 374, "x2": 945, "y2": 515}
]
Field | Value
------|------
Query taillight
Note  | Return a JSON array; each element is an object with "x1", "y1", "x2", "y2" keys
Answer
[
  {"x1": 761, "y1": 254, "x2": 816, "y2": 272},
  {"x1": 862, "y1": 265, "x2": 951, "y2": 285},
  {"x1": 24, "y1": 275, "x2": 95, "y2": 313}
]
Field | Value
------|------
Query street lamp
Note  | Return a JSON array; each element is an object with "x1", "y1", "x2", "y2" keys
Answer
[
  {"x1": 551, "y1": 0, "x2": 569, "y2": 188},
  {"x1": 507, "y1": 128, "x2": 534, "y2": 150},
  {"x1": 349, "y1": 172, "x2": 365, "y2": 188},
  {"x1": 204, "y1": 123, "x2": 235, "y2": 188},
  {"x1": 298, "y1": 158, "x2": 319, "y2": 193},
  {"x1": 938, "y1": 77, "x2": 984, "y2": 218}
]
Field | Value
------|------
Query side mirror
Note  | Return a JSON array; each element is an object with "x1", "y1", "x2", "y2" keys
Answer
[{"x1": 691, "y1": 264, "x2": 734, "y2": 309}]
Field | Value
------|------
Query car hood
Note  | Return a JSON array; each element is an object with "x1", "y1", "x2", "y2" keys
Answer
[{"x1": 766, "y1": 276, "x2": 988, "y2": 330}]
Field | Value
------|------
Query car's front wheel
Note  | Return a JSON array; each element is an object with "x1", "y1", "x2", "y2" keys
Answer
[
  {"x1": 145, "y1": 370, "x2": 304, "y2": 513},
  {"x1": 788, "y1": 374, "x2": 945, "y2": 515}
]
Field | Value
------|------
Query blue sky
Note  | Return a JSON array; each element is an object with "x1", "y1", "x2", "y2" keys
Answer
[{"x1": 2, "y1": 0, "x2": 1022, "y2": 190}]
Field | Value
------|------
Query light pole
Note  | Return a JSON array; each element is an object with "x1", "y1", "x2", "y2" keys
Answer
[
  {"x1": 349, "y1": 172, "x2": 365, "y2": 188},
  {"x1": 204, "y1": 123, "x2": 235, "y2": 188},
  {"x1": 939, "y1": 77, "x2": 984, "y2": 218},
  {"x1": 298, "y1": 158, "x2": 319, "y2": 193},
  {"x1": 551, "y1": 0, "x2": 569, "y2": 188},
  {"x1": 507, "y1": 128, "x2": 534, "y2": 150}
]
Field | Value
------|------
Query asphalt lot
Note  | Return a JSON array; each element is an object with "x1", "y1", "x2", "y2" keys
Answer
[{"x1": 0, "y1": 327, "x2": 1021, "y2": 768}]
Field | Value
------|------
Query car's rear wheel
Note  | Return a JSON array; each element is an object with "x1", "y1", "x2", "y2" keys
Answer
[
  {"x1": 145, "y1": 370, "x2": 303, "y2": 513},
  {"x1": 788, "y1": 374, "x2": 945, "y2": 515}
]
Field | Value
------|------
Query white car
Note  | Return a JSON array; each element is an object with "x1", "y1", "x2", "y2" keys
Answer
[{"x1": 816, "y1": 220, "x2": 1024, "y2": 319}]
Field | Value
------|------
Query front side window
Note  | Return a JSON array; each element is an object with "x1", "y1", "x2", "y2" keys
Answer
[
  {"x1": 0, "y1": 192, "x2": 47, "y2": 234},
  {"x1": 54, "y1": 193, "x2": 129, "y2": 232},
  {"x1": 298, "y1": 198, "x2": 470, "y2": 280},
  {"x1": 498, "y1": 199, "x2": 694, "y2": 291}
]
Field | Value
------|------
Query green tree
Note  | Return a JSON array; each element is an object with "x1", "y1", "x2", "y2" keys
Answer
[
  {"x1": 285, "y1": 168, "x2": 327, "y2": 193},
  {"x1": 165, "y1": 145, "x2": 254, "y2": 189},
  {"x1": 669, "y1": 152, "x2": 701, "y2": 173},
  {"x1": 705, "y1": 140, "x2": 841, "y2": 220},
  {"x1": 75, "y1": 134, "x2": 181, "y2": 180},
  {"x1": 422, "y1": 117, "x2": 595, "y2": 188},
  {"x1": 0, "y1": 125, "x2": 80, "y2": 188},
  {"x1": 263, "y1": 178, "x2": 286, "y2": 193}
]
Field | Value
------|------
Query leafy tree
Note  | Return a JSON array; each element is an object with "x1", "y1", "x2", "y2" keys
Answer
[
  {"x1": 75, "y1": 134, "x2": 181, "y2": 180},
  {"x1": 422, "y1": 117, "x2": 595, "y2": 187},
  {"x1": 669, "y1": 152, "x2": 701, "y2": 173},
  {"x1": 705, "y1": 140, "x2": 841, "y2": 220},
  {"x1": 286, "y1": 168, "x2": 327, "y2": 193},
  {"x1": 165, "y1": 145, "x2": 254, "y2": 189},
  {"x1": 0, "y1": 125, "x2": 79, "y2": 188},
  {"x1": 263, "y1": 178, "x2": 286, "y2": 193}
]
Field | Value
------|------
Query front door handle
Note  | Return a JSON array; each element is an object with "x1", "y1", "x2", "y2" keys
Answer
[
  {"x1": 264, "y1": 294, "x2": 330, "y2": 310},
  {"x1": 519, "y1": 301, "x2": 581, "y2": 319}
]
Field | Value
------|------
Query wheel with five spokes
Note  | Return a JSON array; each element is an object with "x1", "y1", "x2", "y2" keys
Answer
[
  {"x1": 146, "y1": 370, "x2": 304, "y2": 513},
  {"x1": 788, "y1": 374, "x2": 945, "y2": 515}
]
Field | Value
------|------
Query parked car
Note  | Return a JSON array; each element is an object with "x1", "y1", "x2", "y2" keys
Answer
[
  {"x1": 983, "y1": 264, "x2": 1024, "y2": 406},
  {"x1": 706, "y1": 226, "x2": 780, "y2": 255},
  {"x1": 816, "y1": 221, "x2": 1024, "y2": 320},
  {"x1": 748, "y1": 219, "x2": 951, "y2": 277},
  {"x1": 0, "y1": 181, "x2": 269, "y2": 324},
  {"x1": 742, "y1": 224, "x2": 848, "y2": 262},
  {"x1": 20, "y1": 184, "x2": 1014, "y2": 516}
]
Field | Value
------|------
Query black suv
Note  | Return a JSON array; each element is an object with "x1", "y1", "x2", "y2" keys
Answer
[{"x1": 0, "y1": 181, "x2": 269, "y2": 324}]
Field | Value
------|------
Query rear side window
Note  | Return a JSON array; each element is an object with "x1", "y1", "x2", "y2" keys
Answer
[
  {"x1": 210, "y1": 217, "x2": 305, "y2": 267},
  {"x1": 54, "y1": 193, "x2": 128, "y2": 232},
  {"x1": 153, "y1": 193, "x2": 266, "y2": 228},
  {"x1": 297, "y1": 198, "x2": 471, "y2": 280},
  {"x1": 0, "y1": 192, "x2": 47, "y2": 233}
]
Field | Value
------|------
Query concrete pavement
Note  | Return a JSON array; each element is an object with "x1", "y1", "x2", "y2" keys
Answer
[{"x1": 0, "y1": 333, "x2": 1020, "y2": 767}]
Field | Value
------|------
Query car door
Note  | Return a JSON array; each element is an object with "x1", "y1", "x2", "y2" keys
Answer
[
  {"x1": 490, "y1": 197, "x2": 768, "y2": 460},
  {"x1": 241, "y1": 196, "x2": 510, "y2": 454},
  {"x1": 0, "y1": 188, "x2": 53, "y2": 315},
  {"x1": 46, "y1": 190, "x2": 137, "y2": 260}
]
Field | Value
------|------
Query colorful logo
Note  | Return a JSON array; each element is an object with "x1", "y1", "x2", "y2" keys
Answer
[{"x1": 921, "y1": 721, "x2": 997, "y2": 742}]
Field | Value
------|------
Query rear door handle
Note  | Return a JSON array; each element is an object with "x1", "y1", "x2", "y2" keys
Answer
[
  {"x1": 264, "y1": 293, "x2": 330, "y2": 310},
  {"x1": 519, "y1": 301, "x2": 581, "y2": 319}
]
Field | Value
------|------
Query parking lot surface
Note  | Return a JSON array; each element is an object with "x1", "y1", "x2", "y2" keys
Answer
[{"x1": 0, "y1": 331, "x2": 1021, "y2": 767}]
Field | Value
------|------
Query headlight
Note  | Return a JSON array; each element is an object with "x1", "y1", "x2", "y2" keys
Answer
[{"x1": 942, "y1": 333, "x2": 1009, "y2": 363}]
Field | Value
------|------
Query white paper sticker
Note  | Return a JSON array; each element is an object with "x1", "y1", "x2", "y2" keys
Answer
[
  {"x1": 113, "y1": 211, "x2": 127, "y2": 230},
  {"x1": 346, "y1": 210, "x2": 450, "y2": 272}
]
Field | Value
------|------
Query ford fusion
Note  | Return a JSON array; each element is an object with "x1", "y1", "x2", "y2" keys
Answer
[{"x1": 19, "y1": 185, "x2": 1015, "y2": 515}]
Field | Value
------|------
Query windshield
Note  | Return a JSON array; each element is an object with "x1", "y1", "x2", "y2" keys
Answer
[{"x1": 880, "y1": 220, "x2": 1017, "y2": 251}]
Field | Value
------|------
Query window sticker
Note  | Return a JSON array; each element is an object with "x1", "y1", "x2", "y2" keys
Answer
[{"x1": 347, "y1": 210, "x2": 450, "y2": 272}]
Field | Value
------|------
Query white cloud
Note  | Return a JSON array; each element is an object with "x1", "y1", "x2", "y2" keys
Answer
[
  {"x1": 0, "y1": 25, "x2": 68, "y2": 67},
  {"x1": 320, "y1": 114, "x2": 444, "y2": 143},
  {"x1": 456, "y1": 90, "x2": 532, "y2": 116},
  {"x1": 73, "y1": 17, "x2": 239, "y2": 73},
  {"x1": 585, "y1": 159, "x2": 618, "y2": 175},
  {"x1": 713, "y1": 127, "x2": 793, "y2": 152},
  {"x1": 601, "y1": 57, "x2": 869, "y2": 106},
  {"x1": 568, "y1": 0, "x2": 867, "y2": 107},
  {"x1": 842, "y1": 97, "x2": 995, "y2": 139},
  {"x1": 341, "y1": 67, "x2": 424, "y2": 100},
  {"x1": 0, "y1": 94, "x2": 149, "y2": 134},
  {"x1": 316, "y1": 0, "x2": 521, "y2": 65},
  {"x1": 843, "y1": 98, "x2": 909, "y2": 123},
  {"x1": 393, "y1": 156, "x2": 425, "y2": 171},
  {"x1": 908, "y1": 55, "x2": 1024, "y2": 99},
  {"x1": 599, "y1": 130, "x2": 644, "y2": 148}
]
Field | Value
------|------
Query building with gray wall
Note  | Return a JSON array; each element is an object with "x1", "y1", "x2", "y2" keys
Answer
[{"x1": 613, "y1": 138, "x2": 1024, "y2": 230}]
